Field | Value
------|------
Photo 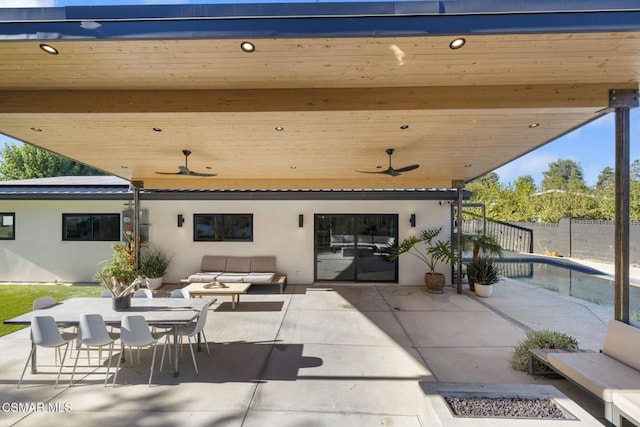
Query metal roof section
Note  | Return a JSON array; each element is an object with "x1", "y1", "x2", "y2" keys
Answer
[
  {"x1": 1, "y1": 1, "x2": 640, "y2": 41},
  {"x1": 0, "y1": 177, "x2": 468, "y2": 200}
]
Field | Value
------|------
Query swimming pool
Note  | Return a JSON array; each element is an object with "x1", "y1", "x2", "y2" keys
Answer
[{"x1": 496, "y1": 260, "x2": 640, "y2": 312}]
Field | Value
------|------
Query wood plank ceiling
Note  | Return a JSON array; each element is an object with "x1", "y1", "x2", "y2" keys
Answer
[{"x1": 0, "y1": 4, "x2": 639, "y2": 190}]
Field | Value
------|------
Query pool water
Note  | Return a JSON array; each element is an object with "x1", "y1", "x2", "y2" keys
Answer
[{"x1": 496, "y1": 261, "x2": 640, "y2": 312}]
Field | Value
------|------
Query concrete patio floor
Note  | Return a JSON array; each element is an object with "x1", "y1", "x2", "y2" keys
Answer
[{"x1": 0, "y1": 278, "x2": 613, "y2": 426}]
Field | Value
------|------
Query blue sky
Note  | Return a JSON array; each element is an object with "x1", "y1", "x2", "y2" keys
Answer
[
  {"x1": 1, "y1": 0, "x2": 639, "y2": 187},
  {"x1": 495, "y1": 110, "x2": 640, "y2": 187}
]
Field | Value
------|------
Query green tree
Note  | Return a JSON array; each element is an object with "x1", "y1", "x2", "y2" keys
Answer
[
  {"x1": 0, "y1": 143, "x2": 105, "y2": 180},
  {"x1": 595, "y1": 166, "x2": 615, "y2": 190},
  {"x1": 632, "y1": 160, "x2": 640, "y2": 220},
  {"x1": 511, "y1": 175, "x2": 538, "y2": 221},
  {"x1": 541, "y1": 159, "x2": 586, "y2": 191}
]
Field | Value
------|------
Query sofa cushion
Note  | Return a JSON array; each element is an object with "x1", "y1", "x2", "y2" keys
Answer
[
  {"x1": 225, "y1": 256, "x2": 252, "y2": 273},
  {"x1": 244, "y1": 272, "x2": 275, "y2": 283},
  {"x1": 251, "y1": 256, "x2": 276, "y2": 273},
  {"x1": 547, "y1": 352, "x2": 640, "y2": 402},
  {"x1": 603, "y1": 320, "x2": 640, "y2": 371},
  {"x1": 216, "y1": 273, "x2": 247, "y2": 283},
  {"x1": 188, "y1": 272, "x2": 222, "y2": 283},
  {"x1": 201, "y1": 256, "x2": 228, "y2": 272}
]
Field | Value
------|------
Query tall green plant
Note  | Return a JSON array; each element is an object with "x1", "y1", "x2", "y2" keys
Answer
[
  {"x1": 140, "y1": 247, "x2": 172, "y2": 278},
  {"x1": 95, "y1": 236, "x2": 137, "y2": 286},
  {"x1": 389, "y1": 227, "x2": 454, "y2": 274}
]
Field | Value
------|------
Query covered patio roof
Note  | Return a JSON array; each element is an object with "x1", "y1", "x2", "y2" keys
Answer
[{"x1": 0, "y1": 0, "x2": 638, "y2": 190}]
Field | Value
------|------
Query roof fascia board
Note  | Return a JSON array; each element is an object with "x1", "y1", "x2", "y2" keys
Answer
[
  {"x1": 1, "y1": 1, "x2": 640, "y2": 40},
  {"x1": 0, "y1": 188, "x2": 470, "y2": 201}
]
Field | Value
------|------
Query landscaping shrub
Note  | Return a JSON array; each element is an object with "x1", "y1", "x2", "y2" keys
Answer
[{"x1": 511, "y1": 329, "x2": 579, "y2": 373}]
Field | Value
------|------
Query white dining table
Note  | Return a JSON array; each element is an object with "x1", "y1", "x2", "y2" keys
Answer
[{"x1": 5, "y1": 297, "x2": 215, "y2": 377}]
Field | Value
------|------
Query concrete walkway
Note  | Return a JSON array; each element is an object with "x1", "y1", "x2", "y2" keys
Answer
[{"x1": 0, "y1": 281, "x2": 609, "y2": 426}]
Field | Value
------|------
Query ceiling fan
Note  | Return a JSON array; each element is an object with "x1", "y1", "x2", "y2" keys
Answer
[
  {"x1": 356, "y1": 148, "x2": 420, "y2": 176},
  {"x1": 155, "y1": 149, "x2": 217, "y2": 177}
]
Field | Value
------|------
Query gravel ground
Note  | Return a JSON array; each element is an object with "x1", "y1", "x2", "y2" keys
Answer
[{"x1": 445, "y1": 396, "x2": 567, "y2": 419}]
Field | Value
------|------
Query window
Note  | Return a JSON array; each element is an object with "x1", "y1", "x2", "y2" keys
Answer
[
  {"x1": 63, "y1": 214, "x2": 120, "y2": 241},
  {"x1": 0, "y1": 213, "x2": 15, "y2": 240},
  {"x1": 194, "y1": 214, "x2": 253, "y2": 242}
]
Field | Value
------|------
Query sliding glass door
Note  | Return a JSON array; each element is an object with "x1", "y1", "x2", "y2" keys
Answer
[{"x1": 315, "y1": 214, "x2": 398, "y2": 282}]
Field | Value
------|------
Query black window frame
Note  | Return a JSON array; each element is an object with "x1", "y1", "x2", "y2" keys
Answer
[
  {"x1": 0, "y1": 212, "x2": 15, "y2": 240},
  {"x1": 193, "y1": 213, "x2": 253, "y2": 242},
  {"x1": 62, "y1": 213, "x2": 120, "y2": 241}
]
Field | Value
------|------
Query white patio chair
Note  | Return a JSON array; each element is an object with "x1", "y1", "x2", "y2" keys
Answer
[
  {"x1": 70, "y1": 314, "x2": 119, "y2": 387},
  {"x1": 133, "y1": 289, "x2": 153, "y2": 298},
  {"x1": 33, "y1": 295, "x2": 75, "y2": 363},
  {"x1": 170, "y1": 288, "x2": 190, "y2": 298},
  {"x1": 173, "y1": 303, "x2": 211, "y2": 374},
  {"x1": 32, "y1": 296, "x2": 56, "y2": 310},
  {"x1": 18, "y1": 315, "x2": 77, "y2": 388},
  {"x1": 114, "y1": 315, "x2": 168, "y2": 386}
]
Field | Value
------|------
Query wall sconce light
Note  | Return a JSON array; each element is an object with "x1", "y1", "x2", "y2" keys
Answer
[
  {"x1": 298, "y1": 214, "x2": 304, "y2": 228},
  {"x1": 410, "y1": 214, "x2": 416, "y2": 227},
  {"x1": 177, "y1": 214, "x2": 185, "y2": 228}
]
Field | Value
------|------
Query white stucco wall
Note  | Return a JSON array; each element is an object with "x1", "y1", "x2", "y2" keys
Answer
[{"x1": 0, "y1": 198, "x2": 452, "y2": 285}]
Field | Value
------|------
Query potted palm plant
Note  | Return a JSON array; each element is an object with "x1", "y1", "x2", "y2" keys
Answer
[
  {"x1": 140, "y1": 247, "x2": 172, "y2": 290},
  {"x1": 464, "y1": 232, "x2": 503, "y2": 291},
  {"x1": 389, "y1": 227, "x2": 454, "y2": 293},
  {"x1": 466, "y1": 256, "x2": 501, "y2": 297}
]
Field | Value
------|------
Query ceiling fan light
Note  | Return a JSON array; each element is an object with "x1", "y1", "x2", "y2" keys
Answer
[
  {"x1": 39, "y1": 43, "x2": 59, "y2": 55},
  {"x1": 449, "y1": 38, "x2": 466, "y2": 50},
  {"x1": 241, "y1": 41, "x2": 255, "y2": 53}
]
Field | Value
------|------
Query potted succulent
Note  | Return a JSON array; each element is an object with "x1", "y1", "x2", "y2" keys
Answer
[
  {"x1": 466, "y1": 256, "x2": 501, "y2": 297},
  {"x1": 389, "y1": 227, "x2": 454, "y2": 293},
  {"x1": 464, "y1": 232, "x2": 503, "y2": 291},
  {"x1": 140, "y1": 247, "x2": 172, "y2": 290}
]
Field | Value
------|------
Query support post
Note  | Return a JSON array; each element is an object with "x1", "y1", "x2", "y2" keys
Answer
[
  {"x1": 453, "y1": 180, "x2": 465, "y2": 294},
  {"x1": 131, "y1": 181, "x2": 143, "y2": 273},
  {"x1": 610, "y1": 89, "x2": 638, "y2": 323}
]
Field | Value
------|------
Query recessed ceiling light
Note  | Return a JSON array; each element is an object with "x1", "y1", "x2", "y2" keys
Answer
[
  {"x1": 400, "y1": 125, "x2": 409, "y2": 129},
  {"x1": 449, "y1": 38, "x2": 466, "y2": 50},
  {"x1": 152, "y1": 127, "x2": 162, "y2": 132},
  {"x1": 30, "y1": 127, "x2": 42, "y2": 132},
  {"x1": 240, "y1": 41, "x2": 255, "y2": 53},
  {"x1": 529, "y1": 123, "x2": 540, "y2": 128},
  {"x1": 275, "y1": 126, "x2": 284, "y2": 131},
  {"x1": 39, "y1": 43, "x2": 59, "y2": 55}
]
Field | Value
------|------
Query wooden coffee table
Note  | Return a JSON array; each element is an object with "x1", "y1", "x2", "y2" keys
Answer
[{"x1": 183, "y1": 281, "x2": 251, "y2": 310}]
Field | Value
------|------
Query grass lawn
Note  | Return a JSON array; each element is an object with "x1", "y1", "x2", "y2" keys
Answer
[{"x1": 0, "y1": 285, "x2": 102, "y2": 337}]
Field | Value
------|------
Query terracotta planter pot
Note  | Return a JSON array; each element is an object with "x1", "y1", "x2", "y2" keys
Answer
[{"x1": 424, "y1": 272, "x2": 446, "y2": 294}]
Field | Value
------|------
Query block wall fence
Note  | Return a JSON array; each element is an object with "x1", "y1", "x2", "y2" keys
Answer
[{"x1": 511, "y1": 219, "x2": 640, "y2": 265}]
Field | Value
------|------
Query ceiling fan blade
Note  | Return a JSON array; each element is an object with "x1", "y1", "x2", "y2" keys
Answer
[
  {"x1": 394, "y1": 164, "x2": 420, "y2": 173},
  {"x1": 155, "y1": 149, "x2": 216, "y2": 177},
  {"x1": 186, "y1": 170, "x2": 217, "y2": 177},
  {"x1": 355, "y1": 169, "x2": 387, "y2": 174}
]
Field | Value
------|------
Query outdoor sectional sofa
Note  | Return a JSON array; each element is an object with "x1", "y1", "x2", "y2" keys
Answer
[
  {"x1": 185, "y1": 255, "x2": 287, "y2": 293},
  {"x1": 544, "y1": 320, "x2": 640, "y2": 426}
]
